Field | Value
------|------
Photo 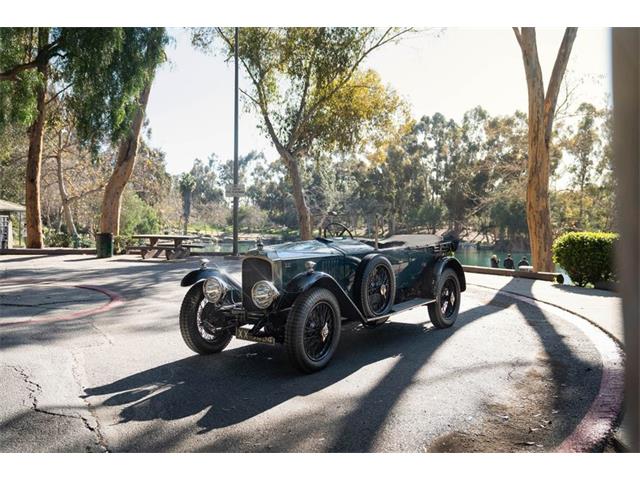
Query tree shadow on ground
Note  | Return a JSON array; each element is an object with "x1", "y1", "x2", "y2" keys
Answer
[{"x1": 82, "y1": 278, "x2": 601, "y2": 452}]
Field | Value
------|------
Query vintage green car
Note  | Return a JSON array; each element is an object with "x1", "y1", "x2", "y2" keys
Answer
[{"x1": 179, "y1": 226, "x2": 466, "y2": 373}]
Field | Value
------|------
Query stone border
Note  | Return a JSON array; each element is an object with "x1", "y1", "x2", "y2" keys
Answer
[
  {"x1": 0, "y1": 284, "x2": 123, "y2": 327},
  {"x1": 471, "y1": 284, "x2": 624, "y2": 452}
]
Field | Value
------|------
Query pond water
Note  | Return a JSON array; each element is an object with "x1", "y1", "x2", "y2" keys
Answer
[
  {"x1": 454, "y1": 248, "x2": 532, "y2": 269},
  {"x1": 453, "y1": 247, "x2": 572, "y2": 284}
]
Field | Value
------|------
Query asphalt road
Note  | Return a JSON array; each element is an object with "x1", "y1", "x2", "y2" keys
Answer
[{"x1": 0, "y1": 255, "x2": 607, "y2": 452}]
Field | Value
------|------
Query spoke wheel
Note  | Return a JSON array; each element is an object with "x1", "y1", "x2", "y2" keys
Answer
[
  {"x1": 428, "y1": 269, "x2": 461, "y2": 329},
  {"x1": 303, "y1": 301, "x2": 336, "y2": 362},
  {"x1": 357, "y1": 255, "x2": 396, "y2": 318},
  {"x1": 439, "y1": 278, "x2": 457, "y2": 318},
  {"x1": 368, "y1": 265, "x2": 392, "y2": 315},
  {"x1": 180, "y1": 283, "x2": 233, "y2": 354},
  {"x1": 286, "y1": 288, "x2": 342, "y2": 373}
]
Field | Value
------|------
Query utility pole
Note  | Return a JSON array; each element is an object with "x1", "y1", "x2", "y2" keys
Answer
[{"x1": 232, "y1": 27, "x2": 239, "y2": 257}]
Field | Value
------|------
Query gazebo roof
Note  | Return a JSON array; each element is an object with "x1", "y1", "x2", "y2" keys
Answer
[{"x1": 0, "y1": 199, "x2": 26, "y2": 213}]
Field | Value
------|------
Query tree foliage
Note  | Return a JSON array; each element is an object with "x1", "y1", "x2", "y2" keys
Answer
[
  {"x1": 192, "y1": 27, "x2": 413, "y2": 239},
  {"x1": 0, "y1": 28, "x2": 168, "y2": 148}
]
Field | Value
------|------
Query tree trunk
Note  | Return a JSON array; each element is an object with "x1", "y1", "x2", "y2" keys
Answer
[
  {"x1": 24, "y1": 28, "x2": 49, "y2": 249},
  {"x1": 514, "y1": 27, "x2": 577, "y2": 272},
  {"x1": 281, "y1": 150, "x2": 312, "y2": 240},
  {"x1": 55, "y1": 133, "x2": 78, "y2": 238},
  {"x1": 99, "y1": 81, "x2": 152, "y2": 235},
  {"x1": 182, "y1": 192, "x2": 191, "y2": 235}
]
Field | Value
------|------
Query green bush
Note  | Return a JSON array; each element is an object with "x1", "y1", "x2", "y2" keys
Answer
[
  {"x1": 120, "y1": 191, "x2": 162, "y2": 236},
  {"x1": 113, "y1": 235, "x2": 134, "y2": 254},
  {"x1": 43, "y1": 228, "x2": 93, "y2": 248},
  {"x1": 44, "y1": 228, "x2": 73, "y2": 247},
  {"x1": 552, "y1": 232, "x2": 618, "y2": 287}
]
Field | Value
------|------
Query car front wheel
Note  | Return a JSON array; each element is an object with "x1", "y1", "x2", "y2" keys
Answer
[
  {"x1": 179, "y1": 283, "x2": 233, "y2": 354},
  {"x1": 285, "y1": 287, "x2": 342, "y2": 373},
  {"x1": 428, "y1": 268, "x2": 461, "y2": 329}
]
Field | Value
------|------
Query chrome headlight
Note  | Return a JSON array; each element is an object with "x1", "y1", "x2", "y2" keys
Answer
[
  {"x1": 203, "y1": 277, "x2": 226, "y2": 303},
  {"x1": 251, "y1": 280, "x2": 279, "y2": 309}
]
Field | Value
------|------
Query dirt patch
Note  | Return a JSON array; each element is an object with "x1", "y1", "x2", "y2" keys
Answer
[{"x1": 428, "y1": 364, "x2": 561, "y2": 452}]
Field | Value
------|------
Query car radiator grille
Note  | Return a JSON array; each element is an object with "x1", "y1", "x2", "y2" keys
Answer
[{"x1": 242, "y1": 257, "x2": 273, "y2": 311}]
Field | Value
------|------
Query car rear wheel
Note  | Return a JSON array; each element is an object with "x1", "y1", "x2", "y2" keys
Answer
[
  {"x1": 428, "y1": 268, "x2": 461, "y2": 329},
  {"x1": 285, "y1": 287, "x2": 341, "y2": 373},
  {"x1": 179, "y1": 283, "x2": 233, "y2": 354}
]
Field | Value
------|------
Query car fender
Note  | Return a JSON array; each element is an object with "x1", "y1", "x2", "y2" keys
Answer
[
  {"x1": 429, "y1": 256, "x2": 466, "y2": 296},
  {"x1": 279, "y1": 271, "x2": 365, "y2": 323},
  {"x1": 180, "y1": 267, "x2": 241, "y2": 291}
]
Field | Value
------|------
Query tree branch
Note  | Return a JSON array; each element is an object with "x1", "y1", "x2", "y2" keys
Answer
[
  {"x1": 286, "y1": 41, "x2": 318, "y2": 150},
  {"x1": 544, "y1": 27, "x2": 578, "y2": 146},
  {"x1": 0, "y1": 39, "x2": 59, "y2": 81},
  {"x1": 512, "y1": 27, "x2": 523, "y2": 47},
  {"x1": 297, "y1": 28, "x2": 413, "y2": 141}
]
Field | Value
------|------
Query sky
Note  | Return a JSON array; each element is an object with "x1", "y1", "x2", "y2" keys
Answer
[{"x1": 144, "y1": 28, "x2": 612, "y2": 175}]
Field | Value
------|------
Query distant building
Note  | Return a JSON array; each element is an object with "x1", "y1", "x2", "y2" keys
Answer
[{"x1": 0, "y1": 199, "x2": 26, "y2": 249}]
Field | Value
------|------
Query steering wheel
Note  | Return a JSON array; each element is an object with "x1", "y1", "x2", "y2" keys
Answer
[{"x1": 323, "y1": 222, "x2": 354, "y2": 239}]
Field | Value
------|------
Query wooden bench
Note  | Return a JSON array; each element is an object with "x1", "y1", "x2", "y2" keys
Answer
[
  {"x1": 130, "y1": 234, "x2": 204, "y2": 260},
  {"x1": 137, "y1": 243, "x2": 204, "y2": 260}
]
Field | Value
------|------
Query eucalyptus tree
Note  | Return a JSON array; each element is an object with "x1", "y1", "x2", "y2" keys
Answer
[
  {"x1": 513, "y1": 27, "x2": 577, "y2": 271},
  {"x1": 0, "y1": 27, "x2": 168, "y2": 247},
  {"x1": 193, "y1": 27, "x2": 411, "y2": 239}
]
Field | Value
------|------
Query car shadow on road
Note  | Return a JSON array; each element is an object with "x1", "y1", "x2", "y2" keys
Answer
[
  {"x1": 83, "y1": 319, "x2": 456, "y2": 440},
  {"x1": 82, "y1": 278, "x2": 602, "y2": 452}
]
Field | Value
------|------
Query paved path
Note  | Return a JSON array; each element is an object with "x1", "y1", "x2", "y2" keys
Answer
[
  {"x1": 464, "y1": 272, "x2": 623, "y2": 345},
  {"x1": 0, "y1": 254, "x2": 623, "y2": 452}
]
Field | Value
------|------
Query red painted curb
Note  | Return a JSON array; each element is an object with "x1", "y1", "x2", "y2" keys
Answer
[
  {"x1": 0, "y1": 284, "x2": 124, "y2": 327},
  {"x1": 469, "y1": 284, "x2": 624, "y2": 452}
]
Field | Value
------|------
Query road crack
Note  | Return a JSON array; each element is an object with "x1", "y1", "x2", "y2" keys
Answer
[
  {"x1": 71, "y1": 351, "x2": 111, "y2": 452},
  {"x1": 8, "y1": 364, "x2": 110, "y2": 453}
]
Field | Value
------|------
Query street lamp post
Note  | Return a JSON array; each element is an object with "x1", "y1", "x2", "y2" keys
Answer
[{"x1": 232, "y1": 27, "x2": 240, "y2": 257}]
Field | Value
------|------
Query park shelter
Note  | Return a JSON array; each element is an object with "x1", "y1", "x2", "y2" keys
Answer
[{"x1": 0, "y1": 199, "x2": 25, "y2": 248}]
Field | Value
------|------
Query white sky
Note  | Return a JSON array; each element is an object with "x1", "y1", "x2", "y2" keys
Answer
[{"x1": 145, "y1": 27, "x2": 612, "y2": 175}]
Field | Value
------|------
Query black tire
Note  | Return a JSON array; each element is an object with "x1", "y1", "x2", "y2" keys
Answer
[
  {"x1": 179, "y1": 283, "x2": 233, "y2": 354},
  {"x1": 428, "y1": 268, "x2": 461, "y2": 329},
  {"x1": 285, "y1": 287, "x2": 342, "y2": 373},
  {"x1": 356, "y1": 255, "x2": 396, "y2": 318}
]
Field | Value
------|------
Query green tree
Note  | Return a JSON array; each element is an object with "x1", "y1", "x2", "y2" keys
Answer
[
  {"x1": 561, "y1": 102, "x2": 600, "y2": 228},
  {"x1": 179, "y1": 173, "x2": 196, "y2": 234},
  {"x1": 193, "y1": 27, "x2": 411, "y2": 239},
  {"x1": 0, "y1": 27, "x2": 168, "y2": 246},
  {"x1": 98, "y1": 28, "x2": 168, "y2": 236},
  {"x1": 189, "y1": 155, "x2": 224, "y2": 205}
]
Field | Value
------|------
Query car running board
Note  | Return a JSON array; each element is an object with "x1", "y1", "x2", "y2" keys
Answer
[{"x1": 362, "y1": 297, "x2": 436, "y2": 327}]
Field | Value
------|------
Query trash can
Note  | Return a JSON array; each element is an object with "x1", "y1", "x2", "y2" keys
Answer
[{"x1": 96, "y1": 232, "x2": 113, "y2": 258}]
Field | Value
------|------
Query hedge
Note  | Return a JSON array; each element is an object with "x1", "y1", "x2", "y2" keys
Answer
[{"x1": 552, "y1": 232, "x2": 618, "y2": 287}]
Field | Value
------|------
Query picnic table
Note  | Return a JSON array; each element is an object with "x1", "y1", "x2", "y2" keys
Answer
[{"x1": 131, "y1": 234, "x2": 204, "y2": 260}]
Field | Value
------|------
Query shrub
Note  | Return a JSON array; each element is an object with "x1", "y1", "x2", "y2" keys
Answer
[
  {"x1": 43, "y1": 228, "x2": 93, "y2": 248},
  {"x1": 552, "y1": 232, "x2": 618, "y2": 287},
  {"x1": 113, "y1": 235, "x2": 134, "y2": 255},
  {"x1": 120, "y1": 191, "x2": 163, "y2": 236},
  {"x1": 44, "y1": 228, "x2": 73, "y2": 247}
]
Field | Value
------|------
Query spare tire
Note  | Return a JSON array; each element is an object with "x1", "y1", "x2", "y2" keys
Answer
[{"x1": 356, "y1": 255, "x2": 396, "y2": 318}]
